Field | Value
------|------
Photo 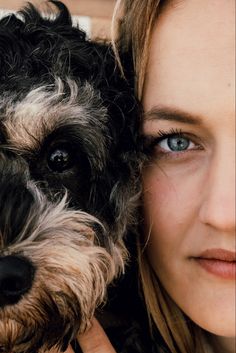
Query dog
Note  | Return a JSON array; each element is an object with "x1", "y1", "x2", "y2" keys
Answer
[{"x1": 0, "y1": 1, "x2": 141, "y2": 352}]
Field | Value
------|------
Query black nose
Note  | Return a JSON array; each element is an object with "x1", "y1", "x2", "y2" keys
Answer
[{"x1": 0, "y1": 255, "x2": 35, "y2": 307}]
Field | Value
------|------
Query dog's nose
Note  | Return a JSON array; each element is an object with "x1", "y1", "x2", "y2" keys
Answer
[{"x1": 0, "y1": 255, "x2": 35, "y2": 307}]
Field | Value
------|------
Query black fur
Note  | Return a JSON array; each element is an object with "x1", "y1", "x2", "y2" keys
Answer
[{"x1": 0, "y1": 1, "x2": 140, "y2": 247}]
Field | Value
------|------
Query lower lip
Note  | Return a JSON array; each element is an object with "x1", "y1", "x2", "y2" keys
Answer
[{"x1": 195, "y1": 258, "x2": 236, "y2": 280}]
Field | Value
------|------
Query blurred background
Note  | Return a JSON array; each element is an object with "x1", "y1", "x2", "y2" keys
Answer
[{"x1": 0, "y1": 0, "x2": 116, "y2": 39}]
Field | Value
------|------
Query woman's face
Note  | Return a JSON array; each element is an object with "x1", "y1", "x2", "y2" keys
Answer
[{"x1": 142, "y1": 0, "x2": 235, "y2": 339}]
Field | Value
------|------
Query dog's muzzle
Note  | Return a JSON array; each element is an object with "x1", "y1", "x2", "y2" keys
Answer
[{"x1": 0, "y1": 150, "x2": 118, "y2": 352}]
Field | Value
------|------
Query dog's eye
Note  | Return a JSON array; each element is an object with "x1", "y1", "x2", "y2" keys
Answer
[{"x1": 47, "y1": 144, "x2": 75, "y2": 172}]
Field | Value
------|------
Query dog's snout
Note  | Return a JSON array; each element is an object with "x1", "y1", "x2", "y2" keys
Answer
[{"x1": 0, "y1": 255, "x2": 35, "y2": 307}]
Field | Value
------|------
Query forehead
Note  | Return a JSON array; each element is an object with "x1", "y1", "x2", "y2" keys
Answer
[{"x1": 143, "y1": 0, "x2": 235, "y2": 117}]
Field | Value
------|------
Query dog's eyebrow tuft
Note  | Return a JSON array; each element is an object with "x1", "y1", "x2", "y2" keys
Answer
[{"x1": 2, "y1": 78, "x2": 108, "y2": 154}]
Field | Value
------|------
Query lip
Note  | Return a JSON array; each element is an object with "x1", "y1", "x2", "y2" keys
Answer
[
  {"x1": 198, "y1": 249, "x2": 236, "y2": 261},
  {"x1": 194, "y1": 249, "x2": 236, "y2": 280}
]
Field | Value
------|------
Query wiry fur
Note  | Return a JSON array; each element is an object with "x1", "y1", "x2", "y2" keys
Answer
[
  {"x1": 0, "y1": 189, "x2": 116, "y2": 351},
  {"x1": 0, "y1": 2, "x2": 141, "y2": 352}
]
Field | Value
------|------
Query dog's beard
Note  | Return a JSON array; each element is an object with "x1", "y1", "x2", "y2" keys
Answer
[{"x1": 0, "y1": 186, "x2": 122, "y2": 353}]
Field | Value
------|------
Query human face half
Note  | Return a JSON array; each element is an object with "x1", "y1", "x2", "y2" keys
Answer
[{"x1": 142, "y1": 0, "x2": 235, "y2": 342}]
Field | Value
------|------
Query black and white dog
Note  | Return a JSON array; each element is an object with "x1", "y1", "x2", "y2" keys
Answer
[{"x1": 0, "y1": 1, "x2": 143, "y2": 352}]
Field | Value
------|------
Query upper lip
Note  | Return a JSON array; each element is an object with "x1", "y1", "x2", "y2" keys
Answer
[{"x1": 196, "y1": 249, "x2": 236, "y2": 262}]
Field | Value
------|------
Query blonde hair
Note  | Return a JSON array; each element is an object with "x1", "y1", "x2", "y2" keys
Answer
[
  {"x1": 112, "y1": 1, "x2": 206, "y2": 352},
  {"x1": 112, "y1": 0, "x2": 162, "y2": 99}
]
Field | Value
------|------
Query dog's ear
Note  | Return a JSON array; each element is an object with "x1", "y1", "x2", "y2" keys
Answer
[
  {"x1": 103, "y1": 49, "x2": 143, "y2": 242},
  {"x1": 86, "y1": 51, "x2": 142, "y2": 245}
]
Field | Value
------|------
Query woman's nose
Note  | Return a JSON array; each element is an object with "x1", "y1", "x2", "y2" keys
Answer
[{"x1": 199, "y1": 149, "x2": 235, "y2": 233}]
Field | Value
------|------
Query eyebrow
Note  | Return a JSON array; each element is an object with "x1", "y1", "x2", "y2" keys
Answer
[{"x1": 143, "y1": 106, "x2": 203, "y2": 125}]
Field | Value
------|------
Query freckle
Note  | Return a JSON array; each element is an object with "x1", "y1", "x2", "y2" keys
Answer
[{"x1": 227, "y1": 83, "x2": 231, "y2": 87}]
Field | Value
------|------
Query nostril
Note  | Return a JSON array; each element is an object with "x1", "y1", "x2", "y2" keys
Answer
[{"x1": 0, "y1": 255, "x2": 35, "y2": 307}]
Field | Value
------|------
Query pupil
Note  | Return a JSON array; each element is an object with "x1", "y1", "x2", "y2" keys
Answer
[
  {"x1": 168, "y1": 136, "x2": 189, "y2": 151},
  {"x1": 52, "y1": 150, "x2": 68, "y2": 164},
  {"x1": 48, "y1": 147, "x2": 73, "y2": 172}
]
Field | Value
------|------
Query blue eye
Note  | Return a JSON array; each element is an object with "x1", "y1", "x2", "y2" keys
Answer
[
  {"x1": 159, "y1": 135, "x2": 193, "y2": 152},
  {"x1": 142, "y1": 129, "x2": 202, "y2": 158}
]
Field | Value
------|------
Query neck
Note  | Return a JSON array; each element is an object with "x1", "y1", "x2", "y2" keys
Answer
[{"x1": 206, "y1": 333, "x2": 236, "y2": 353}]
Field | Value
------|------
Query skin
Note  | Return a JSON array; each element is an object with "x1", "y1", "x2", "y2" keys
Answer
[
  {"x1": 142, "y1": 0, "x2": 235, "y2": 352},
  {"x1": 48, "y1": 319, "x2": 115, "y2": 353},
  {"x1": 77, "y1": 319, "x2": 116, "y2": 353},
  {"x1": 53, "y1": 1, "x2": 235, "y2": 352}
]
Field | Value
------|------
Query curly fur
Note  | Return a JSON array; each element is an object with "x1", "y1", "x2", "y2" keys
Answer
[{"x1": 0, "y1": 2, "x2": 142, "y2": 352}]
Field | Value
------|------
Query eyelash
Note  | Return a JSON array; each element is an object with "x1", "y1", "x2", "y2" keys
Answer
[{"x1": 142, "y1": 128, "x2": 202, "y2": 158}]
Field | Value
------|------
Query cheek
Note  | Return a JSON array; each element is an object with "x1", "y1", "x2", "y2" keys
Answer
[
  {"x1": 142, "y1": 154, "x2": 211, "y2": 265},
  {"x1": 142, "y1": 161, "x2": 202, "y2": 294},
  {"x1": 143, "y1": 165, "x2": 184, "y2": 277},
  {"x1": 142, "y1": 162, "x2": 201, "y2": 258}
]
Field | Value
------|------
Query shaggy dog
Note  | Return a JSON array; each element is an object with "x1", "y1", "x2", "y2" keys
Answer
[{"x1": 0, "y1": 2, "x2": 141, "y2": 352}]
